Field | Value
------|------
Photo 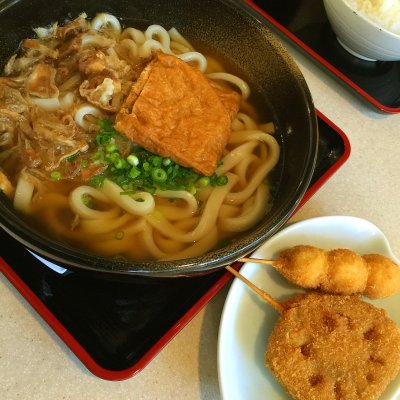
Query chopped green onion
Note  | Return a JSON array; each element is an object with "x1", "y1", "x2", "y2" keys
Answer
[
  {"x1": 127, "y1": 154, "x2": 139, "y2": 166},
  {"x1": 115, "y1": 175, "x2": 129, "y2": 187},
  {"x1": 216, "y1": 175, "x2": 228, "y2": 186},
  {"x1": 197, "y1": 176, "x2": 210, "y2": 187},
  {"x1": 162, "y1": 158, "x2": 172, "y2": 166},
  {"x1": 88, "y1": 175, "x2": 105, "y2": 188},
  {"x1": 98, "y1": 119, "x2": 114, "y2": 130},
  {"x1": 210, "y1": 173, "x2": 229, "y2": 186},
  {"x1": 87, "y1": 119, "x2": 229, "y2": 195},
  {"x1": 92, "y1": 151, "x2": 105, "y2": 161},
  {"x1": 143, "y1": 162, "x2": 151, "y2": 172},
  {"x1": 129, "y1": 167, "x2": 141, "y2": 179},
  {"x1": 50, "y1": 171, "x2": 62, "y2": 180},
  {"x1": 150, "y1": 156, "x2": 162, "y2": 167},
  {"x1": 151, "y1": 168, "x2": 167, "y2": 183},
  {"x1": 97, "y1": 134, "x2": 112, "y2": 145},
  {"x1": 114, "y1": 158, "x2": 128, "y2": 169},
  {"x1": 106, "y1": 144, "x2": 117, "y2": 153},
  {"x1": 105, "y1": 152, "x2": 119, "y2": 162}
]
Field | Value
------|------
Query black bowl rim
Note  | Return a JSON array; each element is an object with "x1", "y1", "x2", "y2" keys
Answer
[{"x1": 0, "y1": 0, "x2": 319, "y2": 277}]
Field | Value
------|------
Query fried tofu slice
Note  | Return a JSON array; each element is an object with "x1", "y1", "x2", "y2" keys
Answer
[
  {"x1": 115, "y1": 51, "x2": 240, "y2": 176},
  {"x1": 208, "y1": 79, "x2": 241, "y2": 121}
]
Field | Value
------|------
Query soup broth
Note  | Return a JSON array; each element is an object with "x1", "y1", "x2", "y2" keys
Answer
[{"x1": 0, "y1": 13, "x2": 280, "y2": 261}]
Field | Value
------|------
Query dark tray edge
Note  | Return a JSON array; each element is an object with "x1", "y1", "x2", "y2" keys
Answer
[
  {"x1": 245, "y1": 0, "x2": 400, "y2": 114},
  {"x1": 0, "y1": 110, "x2": 351, "y2": 380}
]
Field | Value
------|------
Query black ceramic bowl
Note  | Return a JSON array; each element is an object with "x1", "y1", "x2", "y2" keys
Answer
[{"x1": 0, "y1": 0, "x2": 318, "y2": 278}]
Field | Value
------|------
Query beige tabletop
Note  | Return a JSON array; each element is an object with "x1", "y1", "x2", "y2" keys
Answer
[{"x1": 1, "y1": 27, "x2": 400, "y2": 400}]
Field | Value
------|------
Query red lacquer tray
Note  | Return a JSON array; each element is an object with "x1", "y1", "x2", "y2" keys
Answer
[
  {"x1": 0, "y1": 111, "x2": 350, "y2": 381},
  {"x1": 246, "y1": 0, "x2": 400, "y2": 113}
]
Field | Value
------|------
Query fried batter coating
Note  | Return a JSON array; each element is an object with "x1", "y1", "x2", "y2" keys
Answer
[
  {"x1": 265, "y1": 292, "x2": 400, "y2": 400},
  {"x1": 322, "y1": 249, "x2": 369, "y2": 295},
  {"x1": 363, "y1": 254, "x2": 400, "y2": 299},
  {"x1": 275, "y1": 245, "x2": 400, "y2": 298},
  {"x1": 279, "y1": 245, "x2": 327, "y2": 288}
]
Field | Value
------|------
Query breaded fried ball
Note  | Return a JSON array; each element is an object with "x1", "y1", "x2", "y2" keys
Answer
[
  {"x1": 321, "y1": 249, "x2": 368, "y2": 295},
  {"x1": 265, "y1": 293, "x2": 400, "y2": 400},
  {"x1": 279, "y1": 245, "x2": 327, "y2": 288},
  {"x1": 272, "y1": 245, "x2": 399, "y2": 298},
  {"x1": 363, "y1": 254, "x2": 400, "y2": 299}
]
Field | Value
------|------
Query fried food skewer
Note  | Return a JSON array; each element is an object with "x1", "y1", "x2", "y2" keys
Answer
[
  {"x1": 266, "y1": 292, "x2": 400, "y2": 400},
  {"x1": 225, "y1": 263, "x2": 400, "y2": 399},
  {"x1": 239, "y1": 245, "x2": 400, "y2": 299},
  {"x1": 225, "y1": 265, "x2": 285, "y2": 313}
]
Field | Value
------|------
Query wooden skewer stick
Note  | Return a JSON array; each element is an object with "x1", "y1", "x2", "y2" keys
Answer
[
  {"x1": 239, "y1": 257, "x2": 281, "y2": 267},
  {"x1": 225, "y1": 265, "x2": 285, "y2": 314}
]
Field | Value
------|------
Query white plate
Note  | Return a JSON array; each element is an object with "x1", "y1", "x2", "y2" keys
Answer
[{"x1": 218, "y1": 216, "x2": 400, "y2": 400}]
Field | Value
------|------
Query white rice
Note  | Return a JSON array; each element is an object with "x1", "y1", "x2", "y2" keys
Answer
[{"x1": 344, "y1": 0, "x2": 400, "y2": 34}]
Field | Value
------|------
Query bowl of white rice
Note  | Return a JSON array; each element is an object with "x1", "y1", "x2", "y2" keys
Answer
[{"x1": 323, "y1": 0, "x2": 400, "y2": 61}]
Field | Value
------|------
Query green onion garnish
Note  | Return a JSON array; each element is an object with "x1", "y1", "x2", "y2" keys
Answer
[
  {"x1": 86, "y1": 119, "x2": 228, "y2": 195},
  {"x1": 152, "y1": 168, "x2": 168, "y2": 183},
  {"x1": 50, "y1": 171, "x2": 62, "y2": 180},
  {"x1": 197, "y1": 176, "x2": 210, "y2": 187}
]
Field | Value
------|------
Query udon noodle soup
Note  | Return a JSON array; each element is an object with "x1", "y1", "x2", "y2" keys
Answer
[{"x1": 0, "y1": 13, "x2": 280, "y2": 261}]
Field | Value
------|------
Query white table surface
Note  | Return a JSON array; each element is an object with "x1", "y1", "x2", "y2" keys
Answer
[{"x1": 1, "y1": 20, "x2": 400, "y2": 400}]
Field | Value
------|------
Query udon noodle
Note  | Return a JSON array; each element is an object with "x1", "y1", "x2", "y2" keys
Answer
[{"x1": 0, "y1": 13, "x2": 280, "y2": 261}]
